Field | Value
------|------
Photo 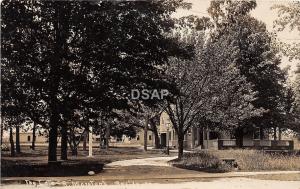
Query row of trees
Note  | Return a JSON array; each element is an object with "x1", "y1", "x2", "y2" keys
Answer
[
  {"x1": 2, "y1": 0, "x2": 299, "y2": 160},
  {"x1": 1, "y1": 0, "x2": 190, "y2": 162}
]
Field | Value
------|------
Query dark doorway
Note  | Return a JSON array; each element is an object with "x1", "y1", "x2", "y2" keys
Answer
[
  {"x1": 160, "y1": 133, "x2": 166, "y2": 147},
  {"x1": 210, "y1": 131, "x2": 220, "y2": 139}
]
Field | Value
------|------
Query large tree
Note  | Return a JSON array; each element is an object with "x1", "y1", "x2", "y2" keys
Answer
[
  {"x1": 164, "y1": 31, "x2": 261, "y2": 159},
  {"x1": 294, "y1": 65, "x2": 300, "y2": 132},
  {"x1": 207, "y1": 0, "x2": 288, "y2": 139},
  {"x1": 273, "y1": 1, "x2": 300, "y2": 133},
  {"x1": 1, "y1": 0, "x2": 187, "y2": 163}
]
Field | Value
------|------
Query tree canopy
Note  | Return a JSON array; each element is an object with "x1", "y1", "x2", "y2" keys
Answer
[
  {"x1": 207, "y1": 0, "x2": 289, "y2": 136},
  {"x1": 1, "y1": 0, "x2": 188, "y2": 162}
]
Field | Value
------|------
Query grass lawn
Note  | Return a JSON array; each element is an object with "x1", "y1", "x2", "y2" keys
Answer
[
  {"x1": 211, "y1": 150, "x2": 300, "y2": 171},
  {"x1": 1, "y1": 145, "x2": 171, "y2": 163},
  {"x1": 1, "y1": 146, "x2": 173, "y2": 177},
  {"x1": 170, "y1": 150, "x2": 300, "y2": 172},
  {"x1": 247, "y1": 173, "x2": 300, "y2": 181}
]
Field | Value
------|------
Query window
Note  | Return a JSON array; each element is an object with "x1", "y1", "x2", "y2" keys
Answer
[
  {"x1": 149, "y1": 135, "x2": 152, "y2": 140},
  {"x1": 137, "y1": 135, "x2": 140, "y2": 140},
  {"x1": 27, "y1": 136, "x2": 31, "y2": 142}
]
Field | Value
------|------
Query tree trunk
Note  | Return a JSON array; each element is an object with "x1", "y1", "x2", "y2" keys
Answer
[
  {"x1": 71, "y1": 148, "x2": 77, "y2": 156},
  {"x1": 177, "y1": 131, "x2": 184, "y2": 160},
  {"x1": 191, "y1": 127, "x2": 195, "y2": 149},
  {"x1": 154, "y1": 132, "x2": 160, "y2": 149},
  {"x1": 196, "y1": 127, "x2": 201, "y2": 147},
  {"x1": 105, "y1": 125, "x2": 110, "y2": 150},
  {"x1": 1, "y1": 123, "x2": 3, "y2": 145},
  {"x1": 259, "y1": 126, "x2": 264, "y2": 140},
  {"x1": 149, "y1": 118, "x2": 160, "y2": 149},
  {"x1": 99, "y1": 134, "x2": 102, "y2": 150},
  {"x1": 15, "y1": 125, "x2": 21, "y2": 154},
  {"x1": 273, "y1": 127, "x2": 277, "y2": 140},
  {"x1": 69, "y1": 138, "x2": 78, "y2": 157},
  {"x1": 9, "y1": 127, "x2": 15, "y2": 157},
  {"x1": 48, "y1": 112, "x2": 59, "y2": 162},
  {"x1": 60, "y1": 125, "x2": 68, "y2": 160},
  {"x1": 202, "y1": 127, "x2": 206, "y2": 148},
  {"x1": 83, "y1": 130, "x2": 87, "y2": 151},
  {"x1": 48, "y1": 2, "x2": 66, "y2": 164},
  {"x1": 206, "y1": 128, "x2": 209, "y2": 149},
  {"x1": 279, "y1": 127, "x2": 282, "y2": 140},
  {"x1": 31, "y1": 122, "x2": 36, "y2": 150},
  {"x1": 144, "y1": 117, "x2": 149, "y2": 151},
  {"x1": 234, "y1": 127, "x2": 243, "y2": 148}
]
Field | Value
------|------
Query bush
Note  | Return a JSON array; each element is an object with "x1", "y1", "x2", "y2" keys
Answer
[
  {"x1": 1, "y1": 144, "x2": 9, "y2": 151},
  {"x1": 170, "y1": 151, "x2": 232, "y2": 173}
]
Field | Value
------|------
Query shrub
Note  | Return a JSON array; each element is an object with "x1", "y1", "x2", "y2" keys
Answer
[
  {"x1": 170, "y1": 151, "x2": 232, "y2": 173},
  {"x1": 1, "y1": 144, "x2": 9, "y2": 151}
]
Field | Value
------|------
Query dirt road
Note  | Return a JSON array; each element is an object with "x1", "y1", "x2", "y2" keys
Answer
[{"x1": 2, "y1": 156, "x2": 300, "y2": 189}]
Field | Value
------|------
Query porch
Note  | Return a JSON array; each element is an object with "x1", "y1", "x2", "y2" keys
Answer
[{"x1": 201, "y1": 139, "x2": 294, "y2": 150}]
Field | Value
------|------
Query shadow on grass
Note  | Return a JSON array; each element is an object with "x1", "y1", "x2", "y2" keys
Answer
[{"x1": 2, "y1": 160, "x2": 104, "y2": 177}]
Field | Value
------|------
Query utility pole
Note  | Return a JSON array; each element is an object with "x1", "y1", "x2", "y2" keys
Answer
[{"x1": 166, "y1": 123, "x2": 170, "y2": 155}]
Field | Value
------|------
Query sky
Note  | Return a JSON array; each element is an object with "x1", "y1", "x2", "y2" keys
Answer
[{"x1": 174, "y1": 0, "x2": 299, "y2": 80}]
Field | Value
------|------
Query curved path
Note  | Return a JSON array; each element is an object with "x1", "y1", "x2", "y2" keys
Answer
[
  {"x1": 106, "y1": 156, "x2": 177, "y2": 167},
  {"x1": 106, "y1": 156, "x2": 300, "y2": 176}
]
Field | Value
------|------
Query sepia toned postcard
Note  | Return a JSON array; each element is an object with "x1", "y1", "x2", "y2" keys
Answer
[{"x1": 1, "y1": 0, "x2": 299, "y2": 188}]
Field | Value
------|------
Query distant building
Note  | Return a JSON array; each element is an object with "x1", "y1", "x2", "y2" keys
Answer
[
  {"x1": 3, "y1": 113, "x2": 299, "y2": 151},
  {"x1": 2, "y1": 129, "x2": 47, "y2": 146},
  {"x1": 158, "y1": 111, "x2": 300, "y2": 150}
]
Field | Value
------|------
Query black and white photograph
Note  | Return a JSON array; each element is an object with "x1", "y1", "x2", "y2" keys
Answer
[{"x1": 1, "y1": 0, "x2": 300, "y2": 188}]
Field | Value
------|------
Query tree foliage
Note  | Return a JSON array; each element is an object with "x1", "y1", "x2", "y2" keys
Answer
[
  {"x1": 207, "y1": 0, "x2": 289, "y2": 135},
  {"x1": 1, "y1": 0, "x2": 187, "y2": 162},
  {"x1": 273, "y1": 1, "x2": 300, "y2": 132},
  {"x1": 164, "y1": 30, "x2": 261, "y2": 159}
]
